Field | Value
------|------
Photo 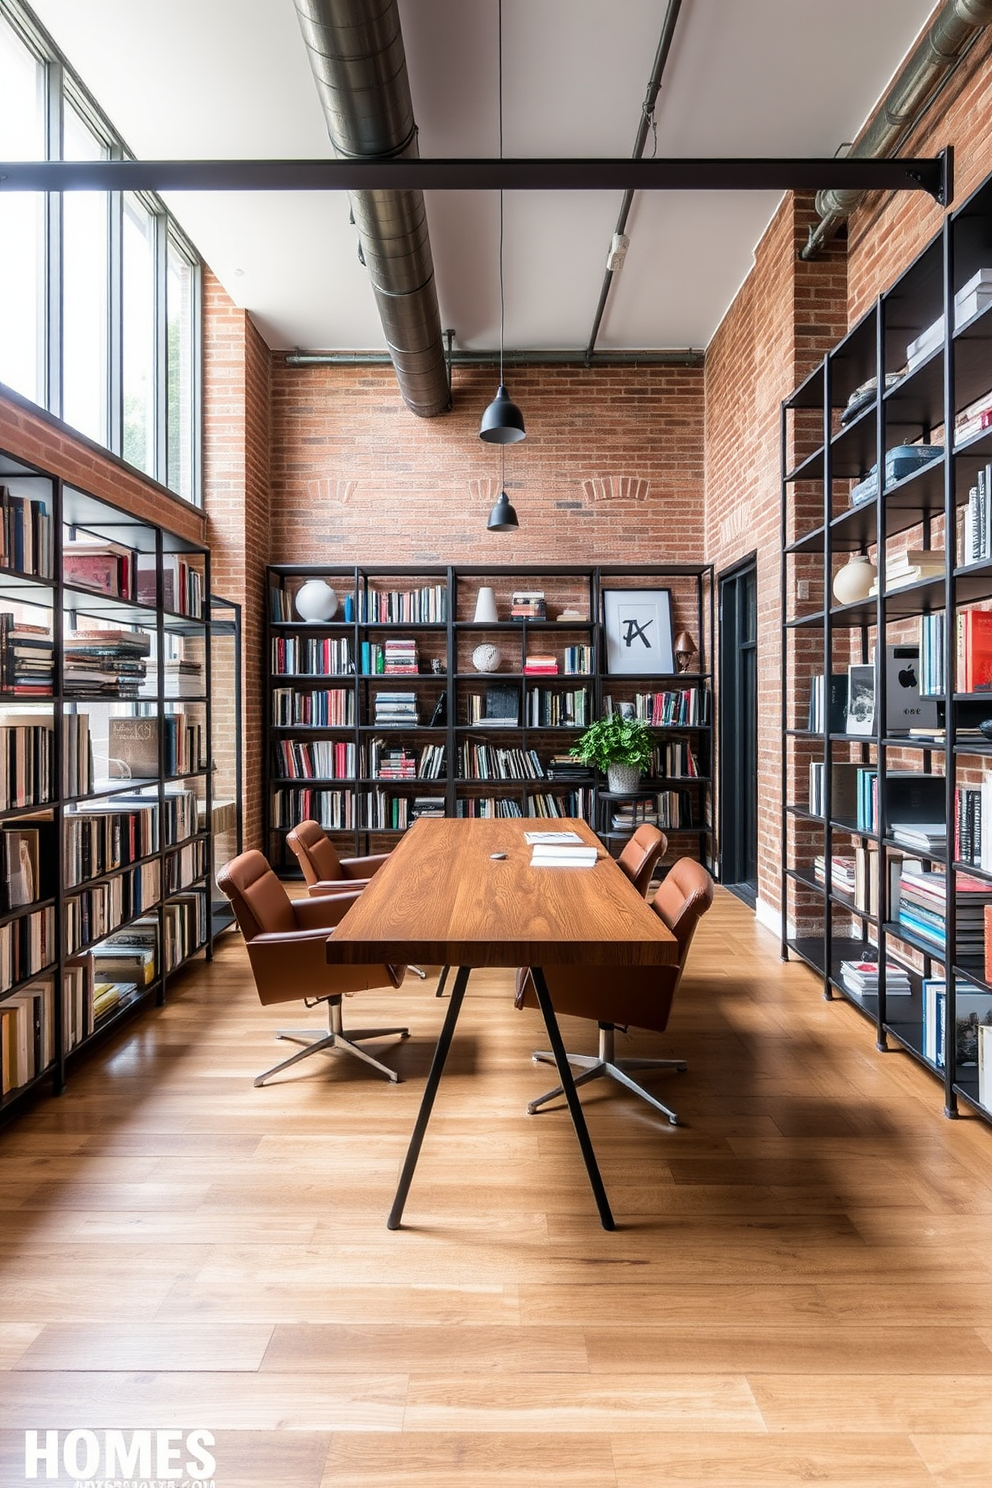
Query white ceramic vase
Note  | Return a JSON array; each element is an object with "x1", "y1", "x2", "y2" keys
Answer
[
  {"x1": 295, "y1": 578, "x2": 339, "y2": 621},
  {"x1": 832, "y1": 554, "x2": 877, "y2": 606},
  {"x1": 473, "y1": 586, "x2": 499, "y2": 623},
  {"x1": 607, "y1": 762, "x2": 642, "y2": 794}
]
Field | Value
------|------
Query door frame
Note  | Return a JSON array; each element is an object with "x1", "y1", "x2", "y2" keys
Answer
[{"x1": 718, "y1": 552, "x2": 758, "y2": 906}]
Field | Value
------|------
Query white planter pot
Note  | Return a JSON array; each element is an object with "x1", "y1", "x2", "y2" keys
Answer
[
  {"x1": 607, "y1": 763, "x2": 642, "y2": 794},
  {"x1": 473, "y1": 586, "x2": 499, "y2": 623},
  {"x1": 832, "y1": 554, "x2": 877, "y2": 606},
  {"x1": 295, "y1": 578, "x2": 339, "y2": 621}
]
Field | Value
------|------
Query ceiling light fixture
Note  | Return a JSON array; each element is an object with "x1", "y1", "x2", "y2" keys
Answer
[
  {"x1": 487, "y1": 445, "x2": 519, "y2": 532},
  {"x1": 479, "y1": 0, "x2": 525, "y2": 446}
]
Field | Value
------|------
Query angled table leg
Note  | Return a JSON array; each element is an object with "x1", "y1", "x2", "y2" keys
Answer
[
  {"x1": 530, "y1": 965, "x2": 616, "y2": 1231},
  {"x1": 387, "y1": 964, "x2": 471, "y2": 1230}
]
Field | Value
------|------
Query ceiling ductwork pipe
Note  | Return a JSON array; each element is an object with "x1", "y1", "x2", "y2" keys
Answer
[
  {"x1": 292, "y1": 0, "x2": 450, "y2": 416},
  {"x1": 801, "y1": 0, "x2": 992, "y2": 259}
]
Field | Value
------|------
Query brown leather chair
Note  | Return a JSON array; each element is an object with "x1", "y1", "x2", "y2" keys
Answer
[
  {"x1": 515, "y1": 856, "x2": 714, "y2": 1124},
  {"x1": 217, "y1": 849, "x2": 409, "y2": 1088},
  {"x1": 616, "y1": 823, "x2": 668, "y2": 897},
  {"x1": 285, "y1": 819, "x2": 390, "y2": 895}
]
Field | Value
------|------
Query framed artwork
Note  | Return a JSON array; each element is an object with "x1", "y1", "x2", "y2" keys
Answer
[{"x1": 602, "y1": 589, "x2": 674, "y2": 675}]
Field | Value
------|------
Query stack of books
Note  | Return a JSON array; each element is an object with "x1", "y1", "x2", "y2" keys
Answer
[
  {"x1": 839, "y1": 960, "x2": 912, "y2": 997},
  {"x1": 373, "y1": 691, "x2": 418, "y2": 726},
  {"x1": 813, "y1": 855, "x2": 857, "y2": 895},
  {"x1": 898, "y1": 866, "x2": 992, "y2": 954},
  {"x1": 511, "y1": 591, "x2": 546, "y2": 619},
  {"x1": 868, "y1": 549, "x2": 945, "y2": 595},
  {"x1": 142, "y1": 636, "x2": 203, "y2": 699},
  {"x1": 412, "y1": 795, "x2": 445, "y2": 818},
  {"x1": 0, "y1": 615, "x2": 54, "y2": 695},
  {"x1": 383, "y1": 638, "x2": 418, "y2": 675},
  {"x1": 370, "y1": 741, "x2": 418, "y2": 779},
  {"x1": 64, "y1": 629, "x2": 150, "y2": 697},
  {"x1": 526, "y1": 830, "x2": 597, "y2": 868},
  {"x1": 546, "y1": 754, "x2": 594, "y2": 781},
  {"x1": 523, "y1": 654, "x2": 558, "y2": 674}
]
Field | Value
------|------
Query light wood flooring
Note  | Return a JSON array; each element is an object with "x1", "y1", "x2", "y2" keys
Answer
[{"x1": 2, "y1": 888, "x2": 992, "y2": 1486}]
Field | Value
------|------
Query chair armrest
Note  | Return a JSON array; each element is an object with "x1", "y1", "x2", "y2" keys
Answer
[
  {"x1": 307, "y1": 877, "x2": 372, "y2": 896},
  {"x1": 340, "y1": 854, "x2": 390, "y2": 878},
  {"x1": 291, "y1": 893, "x2": 360, "y2": 930}
]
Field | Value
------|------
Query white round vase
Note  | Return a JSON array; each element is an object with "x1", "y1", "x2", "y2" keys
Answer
[
  {"x1": 295, "y1": 578, "x2": 339, "y2": 621},
  {"x1": 607, "y1": 763, "x2": 642, "y2": 794},
  {"x1": 832, "y1": 554, "x2": 877, "y2": 606}
]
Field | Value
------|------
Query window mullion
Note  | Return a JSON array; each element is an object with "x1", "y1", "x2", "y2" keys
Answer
[
  {"x1": 155, "y1": 209, "x2": 168, "y2": 485},
  {"x1": 45, "y1": 52, "x2": 62, "y2": 418},
  {"x1": 108, "y1": 145, "x2": 123, "y2": 457}
]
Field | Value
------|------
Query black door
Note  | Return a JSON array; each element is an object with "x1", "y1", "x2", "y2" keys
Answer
[{"x1": 719, "y1": 556, "x2": 758, "y2": 905}]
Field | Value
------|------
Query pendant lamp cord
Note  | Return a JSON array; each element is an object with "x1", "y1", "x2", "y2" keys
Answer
[{"x1": 498, "y1": 0, "x2": 504, "y2": 387}]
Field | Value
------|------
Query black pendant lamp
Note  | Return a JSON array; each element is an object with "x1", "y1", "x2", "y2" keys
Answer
[
  {"x1": 487, "y1": 445, "x2": 519, "y2": 531},
  {"x1": 479, "y1": 0, "x2": 525, "y2": 446}
]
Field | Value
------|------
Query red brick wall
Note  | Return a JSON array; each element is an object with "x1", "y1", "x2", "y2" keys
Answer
[
  {"x1": 203, "y1": 270, "x2": 271, "y2": 849},
  {"x1": 269, "y1": 360, "x2": 704, "y2": 566}
]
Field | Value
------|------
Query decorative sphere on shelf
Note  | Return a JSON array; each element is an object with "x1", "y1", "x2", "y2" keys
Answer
[
  {"x1": 832, "y1": 554, "x2": 877, "y2": 606},
  {"x1": 295, "y1": 578, "x2": 339, "y2": 621},
  {"x1": 472, "y1": 643, "x2": 502, "y2": 673}
]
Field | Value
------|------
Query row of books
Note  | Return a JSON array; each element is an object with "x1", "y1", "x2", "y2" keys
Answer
[
  {"x1": 276, "y1": 739, "x2": 357, "y2": 781},
  {"x1": 651, "y1": 740, "x2": 700, "y2": 778},
  {"x1": 64, "y1": 802, "x2": 160, "y2": 887},
  {"x1": 359, "y1": 583, "x2": 447, "y2": 624},
  {"x1": 960, "y1": 464, "x2": 992, "y2": 566},
  {"x1": 610, "y1": 790, "x2": 693, "y2": 831},
  {"x1": 272, "y1": 636, "x2": 353, "y2": 677},
  {"x1": 0, "y1": 906, "x2": 55, "y2": 995},
  {"x1": 272, "y1": 687, "x2": 354, "y2": 727},
  {"x1": 919, "y1": 608, "x2": 992, "y2": 695},
  {"x1": 525, "y1": 687, "x2": 589, "y2": 729},
  {"x1": 107, "y1": 714, "x2": 207, "y2": 779},
  {"x1": 135, "y1": 552, "x2": 204, "y2": 619},
  {"x1": 922, "y1": 977, "x2": 992, "y2": 1068},
  {"x1": 0, "y1": 487, "x2": 52, "y2": 579},
  {"x1": 360, "y1": 638, "x2": 419, "y2": 674},
  {"x1": 164, "y1": 837, "x2": 208, "y2": 893},
  {"x1": 65, "y1": 861, "x2": 162, "y2": 954},
  {"x1": 271, "y1": 788, "x2": 355, "y2": 831},
  {"x1": 628, "y1": 689, "x2": 709, "y2": 727},
  {"x1": 457, "y1": 743, "x2": 545, "y2": 781},
  {"x1": 897, "y1": 866, "x2": 992, "y2": 956},
  {"x1": 0, "y1": 716, "x2": 56, "y2": 810},
  {"x1": 1, "y1": 978, "x2": 56, "y2": 1094},
  {"x1": 0, "y1": 821, "x2": 55, "y2": 915},
  {"x1": 163, "y1": 891, "x2": 208, "y2": 970}
]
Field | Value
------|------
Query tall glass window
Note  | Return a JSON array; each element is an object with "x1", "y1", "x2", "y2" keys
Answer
[
  {"x1": 122, "y1": 193, "x2": 157, "y2": 477},
  {"x1": 61, "y1": 102, "x2": 109, "y2": 443},
  {"x1": 0, "y1": 13, "x2": 46, "y2": 404},
  {"x1": 167, "y1": 237, "x2": 196, "y2": 503},
  {"x1": 0, "y1": 2, "x2": 202, "y2": 504}
]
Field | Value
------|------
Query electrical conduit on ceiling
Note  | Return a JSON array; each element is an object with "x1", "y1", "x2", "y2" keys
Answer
[
  {"x1": 802, "y1": 0, "x2": 992, "y2": 259},
  {"x1": 292, "y1": 0, "x2": 451, "y2": 416}
]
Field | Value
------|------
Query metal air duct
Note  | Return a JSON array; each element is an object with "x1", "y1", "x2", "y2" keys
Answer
[
  {"x1": 802, "y1": 0, "x2": 992, "y2": 259},
  {"x1": 292, "y1": 0, "x2": 450, "y2": 416}
]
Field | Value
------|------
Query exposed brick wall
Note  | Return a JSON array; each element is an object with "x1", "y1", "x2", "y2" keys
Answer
[
  {"x1": 0, "y1": 382, "x2": 205, "y2": 546},
  {"x1": 202, "y1": 270, "x2": 271, "y2": 850},
  {"x1": 269, "y1": 361, "x2": 704, "y2": 567}
]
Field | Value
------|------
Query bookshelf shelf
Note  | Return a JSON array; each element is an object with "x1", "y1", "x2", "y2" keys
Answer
[
  {"x1": 0, "y1": 445, "x2": 217, "y2": 1123},
  {"x1": 265, "y1": 563, "x2": 713, "y2": 875},
  {"x1": 781, "y1": 164, "x2": 992, "y2": 1129}
]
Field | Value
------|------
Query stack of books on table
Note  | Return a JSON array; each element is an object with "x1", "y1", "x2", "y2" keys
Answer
[
  {"x1": 373, "y1": 691, "x2": 418, "y2": 726},
  {"x1": 523, "y1": 654, "x2": 558, "y2": 675},
  {"x1": 840, "y1": 959, "x2": 912, "y2": 998},
  {"x1": 511, "y1": 591, "x2": 546, "y2": 619},
  {"x1": 869, "y1": 550, "x2": 945, "y2": 595},
  {"x1": 526, "y1": 830, "x2": 598, "y2": 868},
  {"x1": 64, "y1": 629, "x2": 150, "y2": 697},
  {"x1": 383, "y1": 638, "x2": 418, "y2": 675},
  {"x1": 0, "y1": 615, "x2": 54, "y2": 695}
]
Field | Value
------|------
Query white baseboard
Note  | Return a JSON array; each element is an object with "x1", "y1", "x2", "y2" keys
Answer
[{"x1": 754, "y1": 896, "x2": 782, "y2": 939}]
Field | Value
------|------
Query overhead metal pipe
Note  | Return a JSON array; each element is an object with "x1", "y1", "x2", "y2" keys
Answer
[
  {"x1": 292, "y1": 0, "x2": 450, "y2": 416},
  {"x1": 585, "y1": 0, "x2": 683, "y2": 362},
  {"x1": 284, "y1": 348, "x2": 705, "y2": 367},
  {"x1": 801, "y1": 0, "x2": 992, "y2": 259}
]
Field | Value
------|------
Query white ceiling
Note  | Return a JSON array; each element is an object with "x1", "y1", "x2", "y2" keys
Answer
[{"x1": 30, "y1": 0, "x2": 938, "y2": 354}]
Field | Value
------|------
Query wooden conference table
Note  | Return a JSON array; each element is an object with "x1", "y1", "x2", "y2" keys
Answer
[{"x1": 325, "y1": 816, "x2": 678, "y2": 1230}]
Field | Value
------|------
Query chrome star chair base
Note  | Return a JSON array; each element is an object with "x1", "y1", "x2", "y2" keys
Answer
[
  {"x1": 528, "y1": 1023, "x2": 686, "y2": 1124},
  {"x1": 258, "y1": 995, "x2": 410, "y2": 1088}
]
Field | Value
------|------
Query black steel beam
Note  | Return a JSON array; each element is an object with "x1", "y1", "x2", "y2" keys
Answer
[{"x1": 0, "y1": 152, "x2": 951, "y2": 202}]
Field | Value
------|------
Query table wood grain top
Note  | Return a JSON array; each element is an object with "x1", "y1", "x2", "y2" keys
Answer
[{"x1": 324, "y1": 817, "x2": 678, "y2": 968}]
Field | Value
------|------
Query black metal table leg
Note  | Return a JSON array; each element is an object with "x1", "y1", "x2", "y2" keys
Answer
[
  {"x1": 530, "y1": 965, "x2": 616, "y2": 1231},
  {"x1": 387, "y1": 964, "x2": 470, "y2": 1230}
]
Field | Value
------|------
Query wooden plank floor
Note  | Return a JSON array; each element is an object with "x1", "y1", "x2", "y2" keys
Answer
[{"x1": 2, "y1": 888, "x2": 992, "y2": 1486}]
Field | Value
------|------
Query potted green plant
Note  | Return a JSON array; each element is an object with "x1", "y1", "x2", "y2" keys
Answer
[{"x1": 570, "y1": 711, "x2": 653, "y2": 794}]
